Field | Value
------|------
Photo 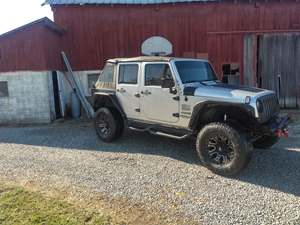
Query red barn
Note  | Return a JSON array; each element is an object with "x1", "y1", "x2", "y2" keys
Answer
[
  {"x1": 46, "y1": 0, "x2": 300, "y2": 108},
  {"x1": 0, "y1": 18, "x2": 65, "y2": 123},
  {"x1": 0, "y1": 0, "x2": 300, "y2": 123},
  {"x1": 0, "y1": 18, "x2": 63, "y2": 72}
]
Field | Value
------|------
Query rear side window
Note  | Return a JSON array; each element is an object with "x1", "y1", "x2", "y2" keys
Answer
[
  {"x1": 99, "y1": 64, "x2": 114, "y2": 82},
  {"x1": 118, "y1": 64, "x2": 139, "y2": 84},
  {"x1": 145, "y1": 64, "x2": 172, "y2": 86}
]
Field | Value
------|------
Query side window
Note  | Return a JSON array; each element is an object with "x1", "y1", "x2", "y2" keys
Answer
[
  {"x1": 99, "y1": 64, "x2": 114, "y2": 82},
  {"x1": 118, "y1": 64, "x2": 139, "y2": 84},
  {"x1": 0, "y1": 81, "x2": 8, "y2": 97},
  {"x1": 145, "y1": 64, "x2": 172, "y2": 86}
]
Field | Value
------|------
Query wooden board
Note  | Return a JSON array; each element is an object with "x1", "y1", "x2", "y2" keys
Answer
[
  {"x1": 243, "y1": 34, "x2": 256, "y2": 87},
  {"x1": 258, "y1": 33, "x2": 300, "y2": 109}
]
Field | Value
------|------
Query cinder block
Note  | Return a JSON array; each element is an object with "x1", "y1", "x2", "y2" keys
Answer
[{"x1": 0, "y1": 71, "x2": 52, "y2": 124}]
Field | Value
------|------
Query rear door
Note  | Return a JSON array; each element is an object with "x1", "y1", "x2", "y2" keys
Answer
[
  {"x1": 116, "y1": 63, "x2": 141, "y2": 119},
  {"x1": 140, "y1": 62, "x2": 180, "y2": 123}
]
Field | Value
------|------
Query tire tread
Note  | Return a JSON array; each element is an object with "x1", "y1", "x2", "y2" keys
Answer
[{"x1": 196, "y1": 122, "x2": 252, "y2": 176}]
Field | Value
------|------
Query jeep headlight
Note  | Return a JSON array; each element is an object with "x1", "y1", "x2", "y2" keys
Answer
[
  {"x1": 245, "y1": 96, "x2": 251, "y2": 104},
  {"x1": 256, "y1": 99, "x2": 264, "y2": 113}
]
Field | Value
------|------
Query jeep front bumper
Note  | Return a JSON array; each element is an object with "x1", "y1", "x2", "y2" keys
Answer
[{"x1": 265, "y1": 115, "x2": 289, "y2": 137}]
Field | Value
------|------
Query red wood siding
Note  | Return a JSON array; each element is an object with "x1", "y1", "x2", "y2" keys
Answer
[
  {"x1": 42, "y1": 27, "x2": 63, "y2": 70},
  {"x1": 1, "y1": 1, "x2": 300, "y2": 80},
  {"x1": 0, "y1": 23, "x2": 62, "y2": 72},
  {"x1": 52, "y1": 1, "x2": 300, "y2": 82}
]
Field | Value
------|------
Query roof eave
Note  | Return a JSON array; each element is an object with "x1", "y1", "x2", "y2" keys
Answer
[{"x1": 0, "y1": 17, "x2": 65, "y2": 40}]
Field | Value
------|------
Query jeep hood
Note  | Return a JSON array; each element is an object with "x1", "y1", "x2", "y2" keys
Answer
[{"x1": 183, "y1": 81, "x2": 272, "y2": 102}]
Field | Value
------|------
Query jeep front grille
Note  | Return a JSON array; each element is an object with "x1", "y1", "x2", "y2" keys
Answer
[{"x1": 258, "y1": 94, "x2": 280, "y2": 123}]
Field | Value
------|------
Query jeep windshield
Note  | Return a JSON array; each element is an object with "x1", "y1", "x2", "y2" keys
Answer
[{"x1": 174, "y1": 61, "x2": 217, "y2": 84}]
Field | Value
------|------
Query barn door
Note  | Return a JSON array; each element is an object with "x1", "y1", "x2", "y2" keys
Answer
[
  {"x1": 258, "y1": 33, "x2": 300, "y2": 108},
  {"x1": 244, "y1": 34, "x2": 257, "y2": 87}
]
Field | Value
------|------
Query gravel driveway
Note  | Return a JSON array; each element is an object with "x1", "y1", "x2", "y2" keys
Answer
[{"x1": 0, "y1": 121, "x2": 299, "y2": 225}]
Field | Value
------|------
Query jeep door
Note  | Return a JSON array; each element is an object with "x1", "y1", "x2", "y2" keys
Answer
[
  {"x1": 140, "y1": 62, "x2": 180, "y2": 123},
  {"x1": 116, "y1": 63, "x2": 141, "y2": 119}
]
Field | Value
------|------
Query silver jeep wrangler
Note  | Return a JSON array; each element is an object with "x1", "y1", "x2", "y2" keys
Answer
[{"x1": 92, "y1": 56, "x2": 289, "y2": 176}]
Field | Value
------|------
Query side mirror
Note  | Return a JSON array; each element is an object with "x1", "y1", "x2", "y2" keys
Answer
[
  {"x1": 161, "y1": 76, "x2": 177, "y2": 94},
  {"x1": 161, "y1": 76, "x2": 174, "y2": 89}
]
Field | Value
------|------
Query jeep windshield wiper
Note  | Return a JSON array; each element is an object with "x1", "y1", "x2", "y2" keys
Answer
[
  {"x1": 184, "y1": 79, "x2": 217, "y2": 84},
  {"x1": 184, "y1": 80, "x2": 201, "y2": 83},
  {"x1": 201, "y1": 78, "x2": 218, "y2": 82}
]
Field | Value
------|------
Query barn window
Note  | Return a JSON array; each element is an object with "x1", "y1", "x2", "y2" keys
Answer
[
  {"x1": 222, "y1": 63, "x2": 240, "y2": 85},
  {"x1": 88, "y1": 73, "x2": 100, "y2": 89},
  {"x1": 118, "y1": 64, "x2": 139, "y2": 84},
  {"x1": 196, "y1": 53, "x2": 209, "y2": 59},
  {"x1": 0, "y1": 81, "x2": 9, "y2": 97}
]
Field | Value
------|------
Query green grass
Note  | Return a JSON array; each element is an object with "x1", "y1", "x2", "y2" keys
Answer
[{"x1": 0, "y1": 184, "x2": 112, "y2": 225}]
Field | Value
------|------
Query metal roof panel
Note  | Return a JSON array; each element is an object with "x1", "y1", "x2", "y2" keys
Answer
[{"x1": 44, "y1": 0, "x2": 217, "y2": 5}]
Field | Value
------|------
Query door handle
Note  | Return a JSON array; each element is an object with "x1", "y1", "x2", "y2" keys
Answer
[
  {"x1": 134, "y1": 93, "x2": 141, "y2": 98},
  {"x1": 141, "y1": 90, "x2": 151, "y2": 96},
  {"x1": 117, "y1": 88, "x2": 126, "y2": 93}
]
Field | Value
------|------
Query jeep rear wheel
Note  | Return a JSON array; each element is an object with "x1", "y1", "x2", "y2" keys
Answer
[
  {"x1": 253, "y1": 135, "x2": 279, "y2": 149},
  {"x1": 196, "y1": 123, "x2": 252, "y2": 176},
  {"x1": 94, "y1": 107, "x2": 123, "y2": 142}
]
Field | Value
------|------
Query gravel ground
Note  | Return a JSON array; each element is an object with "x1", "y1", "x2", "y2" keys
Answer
[{"x1": 0, "y1": 121, "x2": 299, "y2": 224}]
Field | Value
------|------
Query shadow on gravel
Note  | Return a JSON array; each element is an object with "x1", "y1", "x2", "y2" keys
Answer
[
  {"x1": 236, "y1": 137, "x2": 300, "y2": 197},
  {"x1": 0, "y1": 125, "x2": 300, "y2": 196},
  {"x1": 0, "y1": 125, "x2": 200, "y2": 165}
]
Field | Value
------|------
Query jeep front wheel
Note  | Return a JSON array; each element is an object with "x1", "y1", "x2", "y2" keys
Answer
[
  {"x1": 94, "y1": 107, "x2": 122, "y2": 142},
  {"x1": 196, "y1": 123, "x2": 252, "y2": 176}
]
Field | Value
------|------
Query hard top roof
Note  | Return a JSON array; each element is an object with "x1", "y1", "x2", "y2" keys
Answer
[
  {"x1": 108, "y1": 56, "x2": 173, "y2": 63},
  {"x1": 107, "y1": 56, "x2": 208, "y2": 63}
]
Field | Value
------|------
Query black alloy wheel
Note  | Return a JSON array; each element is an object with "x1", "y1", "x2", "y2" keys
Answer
[
  {"x1": 196, "y1": 122, "x2": 252, "y2": 176},
  {"x1": 205, "y1": 135, "x2": 235, "y2": 166},
  {"x1": 95, "y1": 113, "x2": 111, "y2": 138},
  {"x1": 94, "y1": 107, "x2": 122, "y2": 142}
]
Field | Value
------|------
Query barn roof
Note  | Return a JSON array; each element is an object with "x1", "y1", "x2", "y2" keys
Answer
[
  {"x1": 43, "y1": 0, "x2": 217, "y2": 5},
  {"x1": 0, "y1": 17, "x2": 64, "y2": 39}
]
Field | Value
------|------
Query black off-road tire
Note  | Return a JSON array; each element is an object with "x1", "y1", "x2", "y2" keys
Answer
[
  {"x1": 110, "y1": 108, "x2": 125, "y2": 138},
  {"x1": 253, "y1": 135, "x2": 279, "y2": 149},
  {"x1": 196, "y1": 122, "x2": 252, "y2": 176},
  {"x1": 94, "y1": 107, "x2": 123, "y2": 142}
]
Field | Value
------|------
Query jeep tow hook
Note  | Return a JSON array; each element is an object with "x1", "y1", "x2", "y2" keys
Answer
[{"x1": 275, "y1": 128, "x2": 289, "y2": 138}]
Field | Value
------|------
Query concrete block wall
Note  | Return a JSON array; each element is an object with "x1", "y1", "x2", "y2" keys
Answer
[{"x1": 0, "y1": 71, "x2": 53, "y2": 124}]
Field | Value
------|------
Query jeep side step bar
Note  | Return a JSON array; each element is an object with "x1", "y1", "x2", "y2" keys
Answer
[{"x1": 129, "y1": 126, "x2": 191, "y2": 140}]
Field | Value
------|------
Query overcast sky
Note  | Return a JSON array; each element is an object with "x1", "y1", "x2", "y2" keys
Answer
[{"x1": 0, "y1": 0, "x2": 53, "y2": 35}]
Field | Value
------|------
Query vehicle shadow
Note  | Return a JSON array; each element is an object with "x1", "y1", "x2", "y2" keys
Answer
[
  {"x1": 237, "y1": 137, "x2": 300, "y2": 197},
  {"x1": 0, "y1": 124, "x2": 299, "y2": 196},
  {"x1": 0, "y1": 125, "x2": 200, "y2": 164}
]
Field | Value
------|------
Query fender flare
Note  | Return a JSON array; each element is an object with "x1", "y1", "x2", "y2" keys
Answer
[
  {"x1": 188, "y1": 101, "x2": 256, "y2": 130},
  {"x1": 93, "y1": 90, "x2": 126, "y2": 119}
]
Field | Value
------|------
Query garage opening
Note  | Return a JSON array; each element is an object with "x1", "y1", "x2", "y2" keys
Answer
[{"x1": 52, "y1": 71, "x2": 62, "y2": 119}]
